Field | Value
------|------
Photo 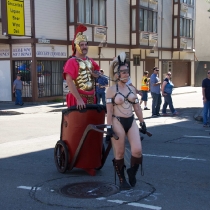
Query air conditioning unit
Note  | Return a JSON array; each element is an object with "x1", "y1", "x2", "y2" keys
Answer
[
  {"x1": 94, "y1": 27, "x2": 107, "y2": 36},
  {"x1": 140, "y1": 32, "x2": 149, "y2": 41},
  {"x1": 180, "y1": 38, "x2": 187, "y2": 49},
  {"x1": 149, "y1": 34, "x2": 158, "y2": 43},
  {"x1": 181, "y1": 3, "x2": 188, "y2": 12},
  {"x1": 149, "y1": 0, "x2": 158, "y2": 4}
]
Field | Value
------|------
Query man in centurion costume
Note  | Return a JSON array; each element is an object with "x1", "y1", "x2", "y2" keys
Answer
[
  {"x1": 106, "y1": 52, "x2": 147, "y2": 190},
  {"x1": 63, "y1": 25, "x2": 100, "y2": 108}
]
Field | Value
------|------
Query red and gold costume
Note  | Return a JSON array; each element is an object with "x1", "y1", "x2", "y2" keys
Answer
[{"x1": 63, "y1": 25, "x2": 100, "y2": 107}]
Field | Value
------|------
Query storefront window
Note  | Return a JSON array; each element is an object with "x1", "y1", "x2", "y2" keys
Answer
[
  {"x1": 13, "y1": 60, "x2": 32, "y2": 97},
  {"x1": 13, "y1": 60, "x2": 65, "y2": 98},
  {"x1": 37, "y1": 61, "x2": 64, "y2": 98}
]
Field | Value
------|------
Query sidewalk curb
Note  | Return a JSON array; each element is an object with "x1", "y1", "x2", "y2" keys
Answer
[
  {"x1": 172, "y1": 91, "x2": 197, "y2": 96},
  {"x1": 147, "y1": 91, "x2": 197, "y2": 99},
  {"x1": 0, "y1": 89, "x2": 199, "y2": 115}
]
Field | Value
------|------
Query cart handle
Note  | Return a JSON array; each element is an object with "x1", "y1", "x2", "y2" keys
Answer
[
  {"x1": 139, "y1": 128, "x2": 152, "y2": 137},
  {"x1": 93, "y1": 124, "x2": 119, "y2": 140}
]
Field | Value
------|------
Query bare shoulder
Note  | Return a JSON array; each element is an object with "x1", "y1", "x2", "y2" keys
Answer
[
  {"x1": 106, "y1": 85, "x2": 116, "y2": 98},
  {"x1": 129, "y1": 85, "x2": 137, "y2": 94}
]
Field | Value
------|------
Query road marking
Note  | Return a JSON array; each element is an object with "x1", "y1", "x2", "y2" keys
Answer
[
  {"x1": 96, "y1": 197, "x2": 106, "y2": 200},
  {"x1": 18, "y1": 186, "x2": 162, "y2": 209},
  {"x1": 107, "y1": 200, "x2": 127, "y2": 204},
  {"x1": 144, "y1": 154, "x2": 206, "y2": 161},
  {"x1": 107, "y1": 200, "x2": 162, "y2": 209},
  {"x1": 127, "y1": 202, "x2": 162, "y2": 210},
  {"x1": 183, "y1": 135, "x2": 210, "y2": 139},
  {"x1": 17, "y1": 186, "x2": 41, "y2": 191}
]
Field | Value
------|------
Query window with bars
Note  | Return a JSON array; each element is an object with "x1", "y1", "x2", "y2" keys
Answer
[
  {"x1": 36, "y1": 61, "x2": 64, "y2": 98},
  {"x1": 77, "y1": 0, "x2": 106, "y2": 26},
  {"x1": 13, "y1": 60, "x2": 32, "y2": 97},
  {"x1": 139, "y1": 9, "x2": 157, "y2": 33},
  {"x1": 13, "y1": 60, "x2": 65, "y2": 98}
]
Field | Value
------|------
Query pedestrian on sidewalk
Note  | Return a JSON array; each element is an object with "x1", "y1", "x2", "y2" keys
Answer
[
  {"x1": 140, "y1": 71, "x2": 150, "y2": 110},
  {"x1": 150, "y1": 67, "x2": 162, "y2": 117},
  {"x1": 202, "y1": 70, "x2": 210, "y2": 127},
  {"x1": 13, "y1": 74, "x2": 24, "y2": 106},
  {"x1": 96, "y1": 69, "x2": 108, "y2": 105},
  {"x1": 161, "y1": 72, "x2": 178, "y2": 115}
]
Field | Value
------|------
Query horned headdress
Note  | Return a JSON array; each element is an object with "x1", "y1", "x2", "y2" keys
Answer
[{"x1": 109, "y1": 52, "x2": 127, "y2": 85}]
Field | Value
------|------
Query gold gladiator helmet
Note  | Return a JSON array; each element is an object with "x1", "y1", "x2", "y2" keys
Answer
[{"x1": 72, "y1": 25, "x2": 88, "y2": 55}]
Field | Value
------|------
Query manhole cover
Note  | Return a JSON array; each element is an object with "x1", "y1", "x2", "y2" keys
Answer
[{"x1": 60, "y1": 181, "x2": 119, "y2": 198}]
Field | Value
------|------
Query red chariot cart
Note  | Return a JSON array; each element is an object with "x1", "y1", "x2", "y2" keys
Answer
[{"x1": 54, "y1": 104, "x2": 115, "y2": 176}]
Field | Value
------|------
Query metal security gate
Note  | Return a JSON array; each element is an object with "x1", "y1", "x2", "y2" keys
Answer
[
  {"x1": 13, "y1": 60, "x2": 65, "y2": 98},
  {"x1": 37, "y1": 61, "x2": 65, "y2": 98},
  {"x1": 13, "y1": 60, "x2": 32, "y2": 98}
]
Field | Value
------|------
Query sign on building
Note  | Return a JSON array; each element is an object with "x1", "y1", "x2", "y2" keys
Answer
[
  {"x1": 1, "y1": 0, "x2": 25, "y2": 36},
  {"x1": 12, "y1": 46, "x2": 32, "y2": 57}
]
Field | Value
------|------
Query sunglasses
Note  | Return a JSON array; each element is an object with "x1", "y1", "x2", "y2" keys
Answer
[
  {"x1": 155, "y1": 70, "x2": 159, "y2": 71},
  {"x1": 208, "y1": 72, "x2": 210, "y2": 74},
  {"x1": 168, "y1": 74, "x2": 171, "y2": 76}
]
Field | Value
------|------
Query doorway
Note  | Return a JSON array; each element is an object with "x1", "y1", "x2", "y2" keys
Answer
[{"x1": 145, "y1": 59, "x2": 155, "y2": 77}]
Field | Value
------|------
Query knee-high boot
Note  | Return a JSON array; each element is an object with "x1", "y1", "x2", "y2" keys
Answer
[
  {"x1": 112, "y1": 158, "x2": 131, "y2": 190},
  {"x1": 127, "y1": 155, "x2": 143, "y2": 187}
]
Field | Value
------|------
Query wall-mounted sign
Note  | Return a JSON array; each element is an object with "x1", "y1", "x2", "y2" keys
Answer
[
  {"x1": 12, "y1": 46, "x2": 32, "y2": 57},
  {"x1": 94, "y1": 27, "x2": 107, "y2": 36},
  {"x1": 38, "y1": 39, "x2": 50, "y2": 44},
  {"x1": 36, "y1": 45, "x2": 67, "y2": 58},
  {"x1": 1, "y1": 0, "x2": 25, "y2": 36},
  {"x1": 0, "y1": 47, "x2": 10, "y2": 58}
]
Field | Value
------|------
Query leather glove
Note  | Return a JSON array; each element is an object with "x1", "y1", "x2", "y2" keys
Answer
[
  {"x1": 107, "y1": 125, "x2": 119, "y2": 140},
  {"x1": 107, "y1": 125, "x2": 115, "y2": 137},
  {"x1": 140, "y1": 122, "x2": 147, "y2": 134}
]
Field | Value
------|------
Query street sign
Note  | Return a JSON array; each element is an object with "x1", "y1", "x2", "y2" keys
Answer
[{"x1": 1, "y1": 0, "x2": 25, "y2": 36}]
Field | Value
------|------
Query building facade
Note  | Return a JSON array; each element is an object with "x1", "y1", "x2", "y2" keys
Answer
[
  {"x1": 194, "y1": 0, "x2": 210, "y2": 86},
  {"x1": 0, "y1": 0, "x2": 196, "y2": 102}
]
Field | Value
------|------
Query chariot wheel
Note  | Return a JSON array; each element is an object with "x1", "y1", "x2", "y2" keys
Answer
[
  {"x1": 54, "y1": 140, "x2": 69, "y2": 173},
  {"x1": 95, "y1": 143, "x2": 105, "y2": 170}
]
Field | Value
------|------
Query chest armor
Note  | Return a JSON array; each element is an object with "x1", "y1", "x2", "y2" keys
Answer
[{"x1": 74, "y1": 58, "x2": 94, "y2": 91}]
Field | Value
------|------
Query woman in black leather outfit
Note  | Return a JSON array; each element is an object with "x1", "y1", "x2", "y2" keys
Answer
[{"x1": 106, "y1": 52, "x2": 147, "y2": 190}]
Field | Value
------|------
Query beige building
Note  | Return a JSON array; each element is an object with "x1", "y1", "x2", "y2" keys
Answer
[
  {"x1": 0, "y1": 0, "x2": 195, "y2": 102},
  {"x1": 194, "y1": 0, "x2": 210, "y2": 86}
]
